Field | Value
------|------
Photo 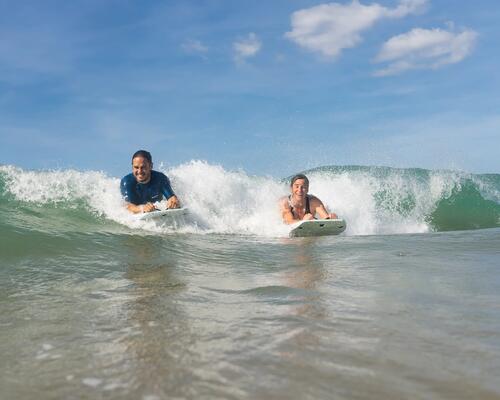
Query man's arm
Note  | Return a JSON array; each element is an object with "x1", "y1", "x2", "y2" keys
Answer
[
  {"x1": 121, "y1": 177, "x2": 142, "y2": 214},
  {"x1": 166, "y1": 195, "x2": 180, "y2": 209},
  {"x1": 126, "y1": 202, "x2": 156, "y2": 214},
  {"x1": 161, "y1": 175, "x2": 180, "y2": 209}
]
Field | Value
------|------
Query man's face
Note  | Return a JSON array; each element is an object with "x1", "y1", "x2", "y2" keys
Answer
[
  {"x1": 291, "y1": 179, "x2": 308, "y2": 198},
  {"x1": 132, "y1": 157, "x2": 152, "y2": 183}
]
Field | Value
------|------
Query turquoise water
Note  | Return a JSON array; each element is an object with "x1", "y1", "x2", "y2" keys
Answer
[{"x1": 1, "y1": 163, "x2": 499, "y2": 399}]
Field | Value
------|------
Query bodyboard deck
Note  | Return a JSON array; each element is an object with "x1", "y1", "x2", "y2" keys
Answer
[
  {"x1": 289, "y1": 219, "x2": 346, "y2": 237},
  {"x1": 136, "y1": 207, "x2": 189, "y2": 221}
]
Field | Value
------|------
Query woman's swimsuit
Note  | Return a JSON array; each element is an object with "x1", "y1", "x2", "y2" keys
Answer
[{"x1": 288, "y1": 195, "x2": 311, "y2": 218}]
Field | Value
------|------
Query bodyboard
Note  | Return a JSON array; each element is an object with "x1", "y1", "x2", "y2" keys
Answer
[
  {"x1": 136, "y1": 207, "x2": 189, "y2": 221},
  {"x1": 289, "y1": 219, "x2": 346, "y2": 237}
]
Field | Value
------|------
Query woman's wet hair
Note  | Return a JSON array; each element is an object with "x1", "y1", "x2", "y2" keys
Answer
[
  {"x1": 290, "y1": 174, "x2": 309, "y2": 187},
  {"x1": 131, "y1": 150, "x2": 152, "y2": 164}
]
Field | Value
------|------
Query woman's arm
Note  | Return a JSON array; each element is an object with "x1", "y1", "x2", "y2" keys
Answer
[
  {"x1": 311, "y1": 196, "x2": 338, "y2": 219},
  {"x1": 280, "y1": 197, "x2": 299, "y2": 225}
]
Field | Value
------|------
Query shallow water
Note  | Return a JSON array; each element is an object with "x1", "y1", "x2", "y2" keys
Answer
[
  {"x1": 1, "y1": 163, "x2": 499, "y2": 399},
  {"x1": 2, "y1": 228, "x2": 499, "y2": 399}
]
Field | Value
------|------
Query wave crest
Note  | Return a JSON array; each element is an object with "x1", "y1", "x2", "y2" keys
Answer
[{"x1": 1, "y1": 163, "x2": 499, "y2": 236}]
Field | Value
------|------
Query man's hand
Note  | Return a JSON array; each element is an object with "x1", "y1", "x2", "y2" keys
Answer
[
  {"x1": 166, "y1": 195, "x2": 180, "y2": 209},
  {"x1": 126, "y1": 202, "x2": 156, "y2": 214},
  {"x1": 142, "y1": 202, "x2": 156, "y2": 213}
]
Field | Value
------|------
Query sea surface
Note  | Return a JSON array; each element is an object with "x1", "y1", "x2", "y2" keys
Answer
[{"x1": 1, "y1": 162, "x2": 499, "y2": 399}]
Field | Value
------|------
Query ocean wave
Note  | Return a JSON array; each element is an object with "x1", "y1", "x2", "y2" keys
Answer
[{"x1": 1, "y1": 162, "x2": 499, "y2": 238}]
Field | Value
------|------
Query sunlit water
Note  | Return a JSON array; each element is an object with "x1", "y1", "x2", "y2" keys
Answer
[{"x1": 1, "y1": 229, "x2": 499, "y2": 399}]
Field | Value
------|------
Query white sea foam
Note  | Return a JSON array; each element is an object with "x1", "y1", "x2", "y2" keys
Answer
[
  {"x1": 82, "y1": 377, "x2": 103, "y2": 388},
  {"x1": 0, "y1": 162, "x2": 473, "y2": 236}
]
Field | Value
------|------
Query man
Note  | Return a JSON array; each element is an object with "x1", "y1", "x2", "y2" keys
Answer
[
  {"x1": 121, "y1": 150, "x2": 180, "y2": 214},
  {"x1": 280, "y1": 174, "x2": 337, "y2": 224}
]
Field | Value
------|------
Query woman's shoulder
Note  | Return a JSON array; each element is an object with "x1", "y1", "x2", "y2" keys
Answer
[
  {"x1": 307, "y1": 194, "x2": 323, "y2": 205},
  {"x1": 279, "y1": 195, "x2": 291, "y2": 207}
]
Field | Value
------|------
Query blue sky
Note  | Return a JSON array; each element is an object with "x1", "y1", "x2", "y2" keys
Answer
[{"x1": 1, "y1": 0, "x2": 499, "y2": 177}]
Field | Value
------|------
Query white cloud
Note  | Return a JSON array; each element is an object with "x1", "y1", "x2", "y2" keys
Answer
[
  {"x1": 181, "y1": 39, "x2": 208, "y2": 55},
  {"x1": 385, "y1": 0, "x2": 428, "y2": 18},
  {"x1": 285, "y1": 0, "x2": 428, "y2": 59},
  {"x1": 233, "y1": 33, "x2": 262, "y2": 62},
  {"x1": 374, "y1": 27, "x2": 478, "y2": 76}
]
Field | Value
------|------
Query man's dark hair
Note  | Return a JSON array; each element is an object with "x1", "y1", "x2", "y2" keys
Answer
[
  {"x1": 131, "y1": 150, "x2": 152, "y2": 164},
  {"x1": 290, "y1": 174, "x2": 309, "y2": 187}
]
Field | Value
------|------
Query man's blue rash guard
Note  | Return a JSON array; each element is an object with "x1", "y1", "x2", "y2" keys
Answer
[{"x1": 120, "y1": 170, "x2": 175, "y2": 205}]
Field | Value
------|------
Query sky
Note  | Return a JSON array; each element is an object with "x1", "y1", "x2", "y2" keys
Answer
[{"x1": 0, "y1": 0, "x2": 499, "y2": 177}]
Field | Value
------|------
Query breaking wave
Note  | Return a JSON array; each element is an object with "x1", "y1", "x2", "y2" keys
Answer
[{"x1": 1, "y1": 162, "x2": 499, "y2": 239}]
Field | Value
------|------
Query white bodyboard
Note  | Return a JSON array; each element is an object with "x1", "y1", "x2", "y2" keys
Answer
[
  {"x1": 136, "y1": 207, "x2": 189, "y2": 222},
  {"x1": 289, "y1": 219, "x2": 346, "y2": 237}
]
